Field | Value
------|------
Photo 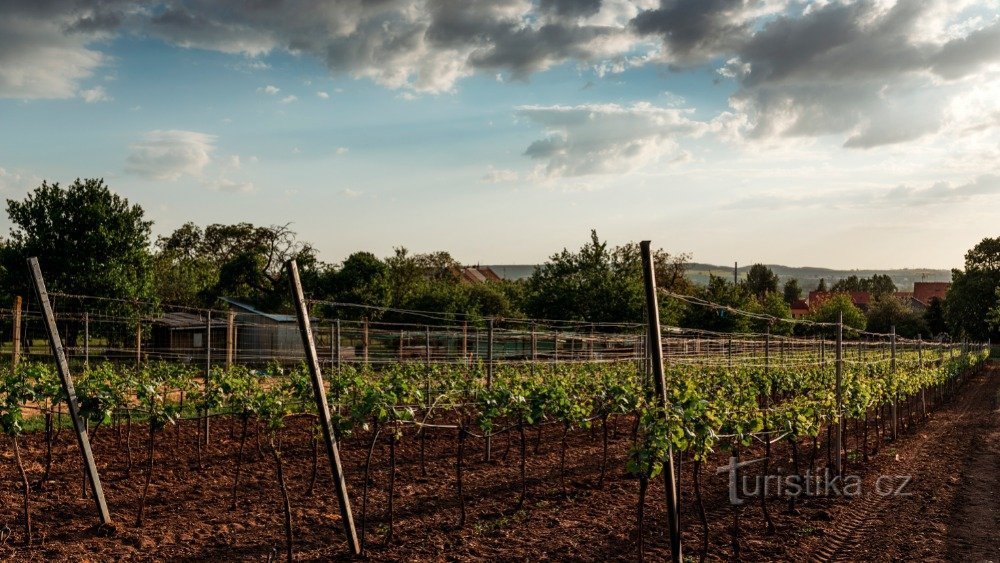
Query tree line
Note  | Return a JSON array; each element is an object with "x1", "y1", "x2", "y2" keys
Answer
[{"x1": 1, "y1": 179, "x2": 997, "y2": 340}]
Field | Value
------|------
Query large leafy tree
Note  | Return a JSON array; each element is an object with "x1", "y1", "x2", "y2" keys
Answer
[
  {"x1": 866, "y1": 296, "x2": 928, "y2": 338},
  {"x1": 923, "y1": 297, "x2": 948, "y2": 337},
  {"x1": 809, "y1": 293, "x2": 867, "y2": 332},
  {"x1": 782, "y1": 278, "x2": 802, "y2": 304},
  {"x1": 1, "y1": 178, "x2": 155, "y2": 306},
  {"x1": 525, "y1": 230, "x2": 690, "y2": 325},
  {"x1": 946, "y1": 237, "x2": 1000, "y2": 340},
  {"x1": 681, "y1": 274, "x2": 755, "y2": 333},
  {"x1": 155, "y1": 222, "x2": 319, "y2": 310},
  {"x1": 830, "y1": 274, "x2": 896, "y2": 297},
  {"x1": 744, "y1": 264, "x2": 779, "y2": 301}
]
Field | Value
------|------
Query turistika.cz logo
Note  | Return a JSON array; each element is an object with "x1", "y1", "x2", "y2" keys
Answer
[{"x1": 716, "y1": 456, "x2": 912, "y2": 505}]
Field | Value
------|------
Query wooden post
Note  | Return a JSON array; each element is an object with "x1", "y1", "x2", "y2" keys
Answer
[
  {"x1": 835, "y1": 312, "x2": 843, "y2": 476},
  {"x1": 640, "y1": 241, "x2": 682, "y2": 563},
  {"x1": 461, "y1": 321, "x2": 468, "y2": 365},
  {"x1": 398, "y1": 330, "x2": 404, "y2": 362},
  {"x1": 531, "y1": 323, "x2": 537, "y2": 361},
  {"x1": 363, "y1": 320, "x2": 369, "y2": 366},
  {"x1": 485, "y1": 318, "x2": 494, "y2": 462},
  {"x1": 226, "y1": 310, "x2": 235, "y2": 368},
  {"x1": 589, "y1": 324, "x2": 595, "y2": 360},
  {"x1": 286, "y1": 260, "x2": 361, "y2": 555},
  {"x1": 11, "y1": 296, "x2": 22, "y2": 369},
  {"x1": 27, "y1": 257, "x2": 112, "y2": 525},
  {"x1": 335, "y1": 320, "x2": 341, "y2": 372},
  {"x1": 891, "y1": 326, "x2": 897, "y2": 440},
  {"x1": 135, "y1": 320, "x2": 142, "y2": 367},
  {"x1": 83, "y1": 312, "x2": 90, "y2": 370},
  {"x1": 918, "y1": 337, "x2": 926, "y2": 417},
  {"x1": 204, "y1": 311, "x2": 212, "y2": 443}
]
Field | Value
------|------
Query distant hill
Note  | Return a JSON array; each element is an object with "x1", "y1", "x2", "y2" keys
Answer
[{"x1": 486, "y1": 263, "x2": 952, "y2": 291}]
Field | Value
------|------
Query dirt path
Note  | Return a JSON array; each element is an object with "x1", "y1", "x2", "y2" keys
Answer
[
  {"x1": 817, "y1": 362, "x2": 1000, "y2": 562},
  {"x1": 947, "y1": 365, "x2": 1000, "y2": 562}
]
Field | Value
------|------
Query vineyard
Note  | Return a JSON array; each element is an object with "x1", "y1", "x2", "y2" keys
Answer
[{"x1": 0, "y1": 261, "x2": 992, "y2": 561}]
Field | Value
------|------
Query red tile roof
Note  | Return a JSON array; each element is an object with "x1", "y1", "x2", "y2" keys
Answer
[{"x1": 912, "y1": 282, "x2": 950, "y2": 305}]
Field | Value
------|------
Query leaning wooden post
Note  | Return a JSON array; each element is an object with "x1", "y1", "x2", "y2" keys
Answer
[
  {"x1": 834, "y1": 312, "x2": 843, "y2": 476},
  {"x1": 27, "y1": 258, "x2": 112, "y2": 525},
  {"x1": 286, "y1": 260, "x2": 361, "y2": 555},
  {"x1": 639, "y1": 241, "x2": 682, "y2": 563},
  {"x1": 11, "y1": 295, "x2": 22, "y2": 369},
  {"x1": 485, "y1": 318, "x2": 494, "y2": 462},
  {"x1": 890, "y1": 326, "x2": 897, "y2": 440}
]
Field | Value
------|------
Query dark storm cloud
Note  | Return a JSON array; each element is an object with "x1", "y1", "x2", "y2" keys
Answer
[{"x1": 630, "y1": 0, "x2": 766, "y2": 64}]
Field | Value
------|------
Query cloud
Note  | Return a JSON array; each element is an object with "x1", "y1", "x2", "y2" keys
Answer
[
  {"x1": 0, "y1": 1, "x2": 113, "y2": 99},
  {"x1": 335, "y1": 147, "x2": 349, "y2": 155},
  {"x1": 883, "y1": 174, "x2": 1000, "y2": 206},
  {"x1": 125, "y1": 130, "x2": 216, "y2": 180},
  {"x1": 80, "y1": 86, "x2": 111, "y2": 103},
  {"x1": 725, "y1": 173, "x2": 1000, "y2": 210},
  {"x1": 517, "y1": 102, "x2": 705, "y2": 177},
  {"x1": 340, "y1": 188, "x2": 361, "y2": 198},
  {"x1": 317, "y1": 91, "x2": 330, "y2": 99},
  {"x1": 206, "y1": 178, "x2": 254, "y2": 193},
  {"x1": 257, "y1": 84, "x2": 280, "y2": 95},
  {"x1": 631, "y1": 0, "x2": 784, "y2": 66},
  {"x1": 482, "y1": 166, "x2": 519, "y2": 183},
  {"x1": 279, "y1": 94, "x2": 297, "y2": 103},
  {"x1": 721, "y1": 1, "x2": 1000, "y2": 147}
]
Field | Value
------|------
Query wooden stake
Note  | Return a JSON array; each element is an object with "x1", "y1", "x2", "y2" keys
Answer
[
  {"x1": 27, "y1": 258, "x2": 111, "y2": 525},
  {"x1": 285, "y1": 259, "x2": 360, "y2": 555},
  {"x1": 640, "y1": 241, "x2": 682, "y2": 563},
  {"x1": 11, "y1": 296, "x2": 22, "y2": 369},
  {"x1": 226, "y1": 310, "x2": 235, "y2": 368}
]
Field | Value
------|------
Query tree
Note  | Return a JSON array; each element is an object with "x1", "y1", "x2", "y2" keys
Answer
[
  {"x1": 681, "y1": 274, "x2": 755, "y2": 333},
  {"x1": 809, "y1": 293, "x2": 866, "y2": 332},
  {"x1": 945, "y1": 237, "x2": 1000, "y2": 341},
  {"x1": 0, "y1": 179, "x2": 155, "y2": 346},
  {"x1": 525, "y1": 230, "x2": 690, "y2": 324},
  {"x1": 866, "y1": 296, "x2": 928, "y2": 338},
  {"x1": 155, "y1": 222, "x2": 319, "y2": 310},
  {"x1": 831, "y1": 274, "x2": 896, "y2": 297},
  {"x1": 817, "y1": 278, "x2": 827, "y2": 292},
  {"x1": 744, "y1": 264, "x2": 779, "y2": 301},
  {"x1": 751, "y1": 291, "x2": 793, "y2": 335},
  {"x1": 1, "y1": 178, "x2": 154, "y2": 301},
  {"x1": 923, "y1": 297, "x2": 947, "y2": 336},
  {"x1": 324, "y1": 251, "x2": 390, "y2": 318},
  {"x1": 782, "y1": 278, "x2": 802, "y2": 304}
]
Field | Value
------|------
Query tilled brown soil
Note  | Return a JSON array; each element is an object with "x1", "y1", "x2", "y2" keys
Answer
[{"x1": 0, "y1": 365, "x2": 997, "y2": 561}]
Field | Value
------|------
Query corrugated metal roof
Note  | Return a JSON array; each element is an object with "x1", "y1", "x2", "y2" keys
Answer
[
  {"x1": 219, "y1": 297, "x2": 299, "y2": 323},
  {"x1": 152, "y1": 312, "x2": 226, "y2": 328}
]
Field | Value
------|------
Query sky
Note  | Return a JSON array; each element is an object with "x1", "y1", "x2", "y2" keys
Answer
[{"x1": 1, "y1": 0, "x2": 999, "y2": 270}]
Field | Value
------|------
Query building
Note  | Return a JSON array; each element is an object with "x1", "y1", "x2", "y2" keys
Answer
[
  {"x1": 790, "y1": 299, "x2": 810, "y2": 319},
  {"x1": 807, "y1": 291, "x2": 873, "y2": 311},
  {"x1": 913, "y1": 282, "x2": 950, "y2": 306},
  {"x1": 151, "y1": 297, "x2": 317, "y2": 364},
  {"x1": 455, "y1": 265, "x2": 501, "y2": 284}
]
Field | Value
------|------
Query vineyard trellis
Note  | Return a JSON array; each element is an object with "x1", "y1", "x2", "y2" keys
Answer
[{"x1": 0, "y1": 257, "x2": 991, "y2": 561}]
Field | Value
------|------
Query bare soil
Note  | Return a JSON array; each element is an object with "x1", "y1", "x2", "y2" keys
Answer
[{"x1": 1, "y1": 364, "x2": 997, "y2": 561}]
